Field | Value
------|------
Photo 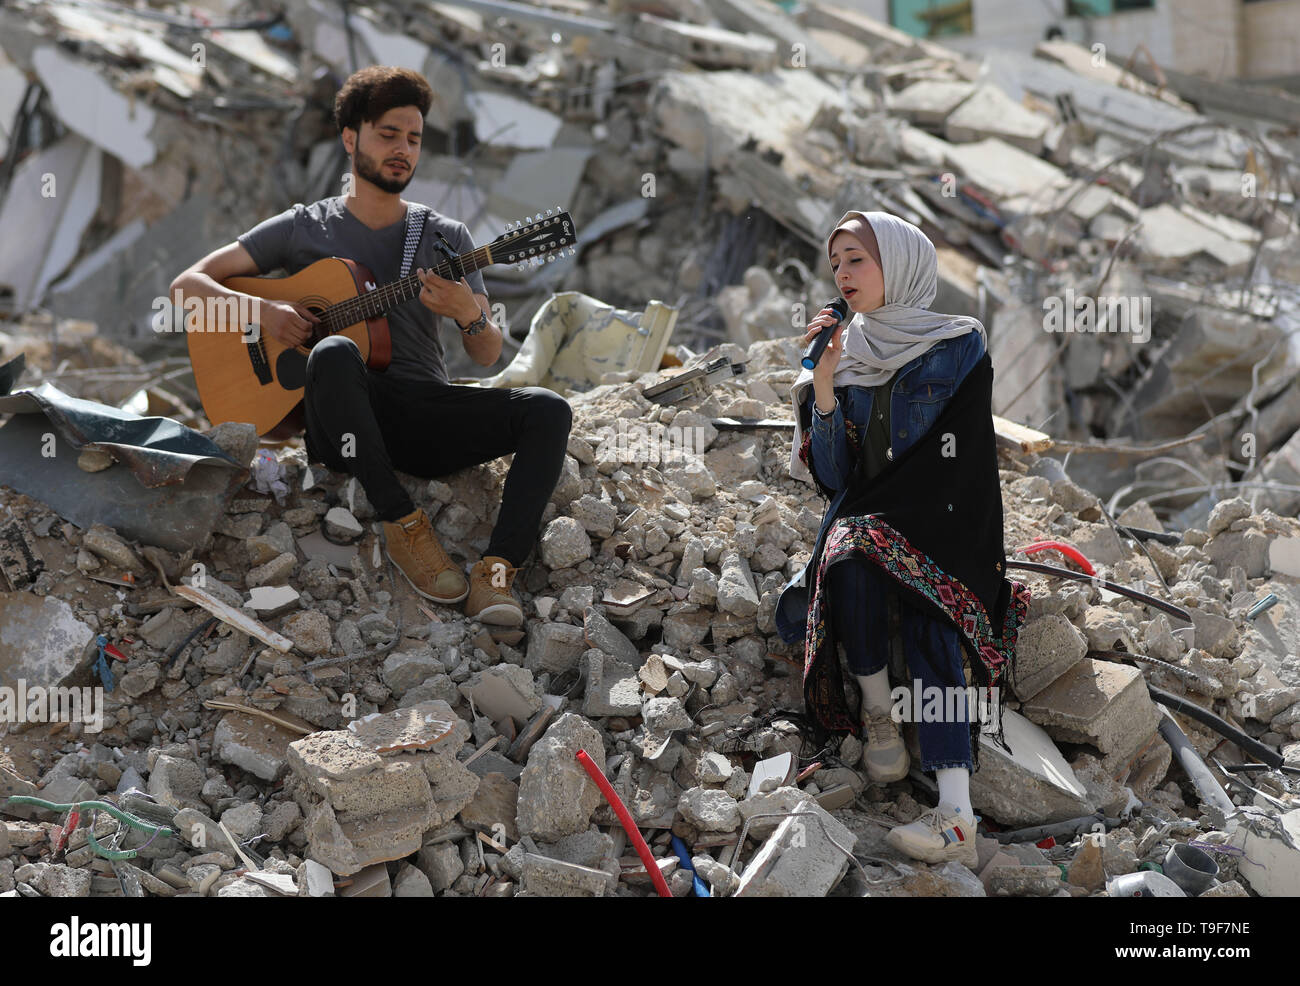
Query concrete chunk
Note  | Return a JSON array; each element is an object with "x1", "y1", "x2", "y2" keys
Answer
[
  {"x1": 1011, "y1": 614, "x2": 1088, "y2": 700},
  {"x1": 516, "y1": 713, "x2": 606, "y2": 842},
  {"x1": 581, "y1": 650, "x2": 642, "y2": 717},
  {"x1": 970, "y1": 708, "x2": 1093, "y2": 827},
  {"x1": 735, "y1": 801, "x2": 856, "y2": 897},
  {"x1": 526, "y1": 621, "x2": 588, "y2": 674},
  {"x1": 212, "y1": 711, "x2": 297, "y2": 781},
  {"x1": 1234, "y1": 808, "x2": 1300, "y2": 897},
  {"x1": 521, "y1": 853, "x2": 613, "y2": 896},
  {"x1": 1021, "y1": 659, "x2": 1159, "y2": 761}
]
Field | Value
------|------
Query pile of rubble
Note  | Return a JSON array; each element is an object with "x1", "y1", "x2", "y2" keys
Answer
[
  {"x1": 2, "y1": 332, "x2": 1300, "y2": 897},
  {"x1": 4, "y1": 0, "x2": 1300, "y2": 897}
]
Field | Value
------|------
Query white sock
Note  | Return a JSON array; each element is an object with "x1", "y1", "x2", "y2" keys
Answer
[
  {"x1": 936, "y1": 767, "x2": 974, "y2": 822},
  {"x1": 856, "y1": 668, "x2": 892, "y2": 715}
]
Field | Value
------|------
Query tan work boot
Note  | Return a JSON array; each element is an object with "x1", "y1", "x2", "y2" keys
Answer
[
  {"x1": 381, "y1": 508, "x2": 469, "y2": 604},
  {"x1": 465, "y1": 555, "x2": 524, "y2": 626}
]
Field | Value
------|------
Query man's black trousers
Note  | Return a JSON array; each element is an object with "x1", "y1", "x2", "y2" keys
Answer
[{"x1": 302, "y1": 335, "x2": 572, "y2": 567}]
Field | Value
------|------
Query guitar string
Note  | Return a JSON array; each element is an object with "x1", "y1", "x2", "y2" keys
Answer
[{"x1": 306, "y1": 221, "x2": 570, "y2": 335}]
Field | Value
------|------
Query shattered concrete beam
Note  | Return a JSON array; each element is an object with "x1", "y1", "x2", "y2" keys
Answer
[
  {"x1": 428, "y1": 0, "x2": 615, "y2": 36},
  {"x1": 1123, "y1": 58, "x2": 1300, "y2": 128},
  {"x1": 706, "y1": 0, "x2": 843, "y2": 72},
  {"x1": 432, "y1": 0, "x2": 688, "y2": 71},
  {"x1": 631, "y1": 14, "x2": 778, "y2": 71},
  {"x1": 799, "y1": 0, "x2": 979, "y2": 73}
]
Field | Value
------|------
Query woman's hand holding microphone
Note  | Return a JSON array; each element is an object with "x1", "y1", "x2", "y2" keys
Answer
[{"x1": 803, "y1": 303, "x2": 846, "y2": 415}]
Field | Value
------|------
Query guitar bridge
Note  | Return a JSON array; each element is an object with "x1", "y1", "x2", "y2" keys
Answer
[{"x1": 247, "y1": 336, "x2": 273, "y2": 385}]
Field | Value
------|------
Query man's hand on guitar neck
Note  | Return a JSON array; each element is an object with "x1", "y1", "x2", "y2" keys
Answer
[
  {"x1": 415, "y1": 267, "x2": 480, "y2": 326},
  {"x1": 264, "y1": 300, "x2": 321, "y2": 348}
]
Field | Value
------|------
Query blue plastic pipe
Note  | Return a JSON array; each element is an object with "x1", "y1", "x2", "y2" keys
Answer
[{"x1": 670, "y1": 835, "x2": 710, "y2": 898}]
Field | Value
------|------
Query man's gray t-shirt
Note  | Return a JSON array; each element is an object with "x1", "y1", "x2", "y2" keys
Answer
[{"x1": 237, "y1": 195, "x2": 486, "y2": 386}]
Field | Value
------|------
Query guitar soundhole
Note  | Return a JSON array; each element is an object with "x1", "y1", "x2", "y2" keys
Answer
[{"x1": 304, "y1": 307, "x2": 329, "y2": 349}]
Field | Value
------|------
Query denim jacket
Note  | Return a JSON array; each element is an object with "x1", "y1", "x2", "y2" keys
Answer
[{"x1": 776, "y1": 330, "x2": 988, "y2": 643}]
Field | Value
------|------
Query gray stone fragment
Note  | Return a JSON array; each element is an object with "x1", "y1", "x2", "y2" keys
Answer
[
  {"x1": 583, "y1": 606, "x2": 641, "y2": 666},
  {"x1": 393, "y1": 862, "x2": 435, "y2": 897},
  {"x1": 147, "y1": 754, "x2": 204, "y2": 810},
  {"x1": 716, "y1": 550, "x2": 760, "y2": 617},
  {"x1": 582, "y1": 650, "x2": 642, "y2": 718},
  {"x1": 540, "y1": 517, "x2": 592, "y2": 569},
  {"x1": 526, "y1": 622, "x2": 587, "y2": 674},
  {"x1": 1207, "y1": 497, "x2": 1251, "y2": 537},
  {"x1": 678, "y1": 786, "x2": 740, "y2": 832},
  {"x1": 521, "y1": 853, "x2": 613, "y2": 896},
  {"x1": 417, "y1": 841, "x2": 464, "y2": 892},
  {"x1": 381, "y1": 647, "x2": 444, "y2": 699},
  {"x1": 643, "y1": 696, "x2": 692, "y2": 734},
  {"x1": 516, "y1": 714, "x2": 606, "y2": 842},
  {"x1": 735, "y1": 802, "x2": 856, "y2": 897},
  {"x1": 1012, "y1": 614, "x2": 1087, "y2": 699}
]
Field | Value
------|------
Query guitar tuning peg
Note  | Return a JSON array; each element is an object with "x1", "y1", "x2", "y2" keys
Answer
[
  {"x1": 546, "y1": 254, "x2": 554, "y2": 262},
  {"x1": 545, "y1": 208, "x2": 553, "y2": 217}
]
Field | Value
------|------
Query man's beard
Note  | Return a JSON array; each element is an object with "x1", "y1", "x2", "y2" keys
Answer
[{"x1": 354, "y1": 147, "x2": 413, "y2": 195}]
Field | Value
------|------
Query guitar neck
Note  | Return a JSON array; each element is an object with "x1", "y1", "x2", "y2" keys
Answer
[{"x1": 328, "y1": 245, "x2": 494, "y2": 325}]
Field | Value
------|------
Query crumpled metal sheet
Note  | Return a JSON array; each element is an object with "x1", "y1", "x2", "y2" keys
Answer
[{"x1": 0, "y1": 356, "x2": 243, "y2": 488}]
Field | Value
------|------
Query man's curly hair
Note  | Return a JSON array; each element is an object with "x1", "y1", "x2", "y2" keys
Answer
[{"x1": 333, "y1": 65, "x2": 433, "y2": 135}]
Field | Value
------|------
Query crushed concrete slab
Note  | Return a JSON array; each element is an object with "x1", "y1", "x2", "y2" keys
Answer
[
  {"x1": 516, "y1": 713, "x2": 606, "y2": 842},
  {"x1": 521, "y1": 852, "x2": 613, "y2": 897},
  {"x1": 0, "y1": 592, "x2": 94, "y2": 689},
  {"x1": 1233, "y1": 809, "x2": 1300, "y2": 897},
  {"x1": 735, "y1": 801, "x2": 856, "y2": 897},
  {"x1": 212, "y1": 711, "x2": 299, "y2": 782},
  {"x1": 970, "y1": 709, "x2": 1093, "y2": 827},
  {"x1": 1010, "y1": 613, "x2": 1088, "y2": 700},
  {"x1": 1022, "y1": 659, "x2": 1160, "y2": 761}
]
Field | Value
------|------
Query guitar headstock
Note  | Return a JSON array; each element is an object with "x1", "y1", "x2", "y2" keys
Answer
[{"x1": 493, "y1": 208, "x2": 578, "y2": 271}]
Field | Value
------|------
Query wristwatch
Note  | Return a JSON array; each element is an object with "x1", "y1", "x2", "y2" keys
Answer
[{"x1": 457, "y1": 309, "x2": 489, "y2": 336}]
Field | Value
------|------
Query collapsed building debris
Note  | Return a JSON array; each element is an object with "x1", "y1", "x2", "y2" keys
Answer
[
  {"x1": 3, "y1": 0, "x2": 1300, "y2": 899},
  {"x1": 3, "y1": 328, "x2": 1300, "y2": 897}
]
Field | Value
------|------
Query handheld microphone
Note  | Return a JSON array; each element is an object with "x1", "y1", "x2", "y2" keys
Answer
[{"x1": 801, "y1": 298, "x2": 851, "y2": 370}]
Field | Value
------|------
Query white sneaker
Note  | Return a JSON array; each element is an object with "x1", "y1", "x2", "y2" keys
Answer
[
  {"x1": 886, "y1": 802, "x2": 979, "y2": 868},
  {"x1": 861, "y1": 710, "x2": 910, "y2": 783}
]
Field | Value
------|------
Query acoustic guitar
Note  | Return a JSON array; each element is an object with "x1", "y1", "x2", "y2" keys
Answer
[{"x1": 186, "y1": 209, "x2": 576, "y2": 435}]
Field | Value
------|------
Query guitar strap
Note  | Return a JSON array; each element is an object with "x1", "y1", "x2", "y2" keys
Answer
[{"x1": 400, "y1": 203, "x2": 431, "y2": 278}]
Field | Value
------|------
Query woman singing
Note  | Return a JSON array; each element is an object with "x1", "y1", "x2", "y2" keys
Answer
[{"x1": 778, "y1": 210, "x2": 1031, "y2": 867}]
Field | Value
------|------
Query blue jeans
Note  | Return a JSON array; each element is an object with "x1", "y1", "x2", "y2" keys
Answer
[{"x1": 828, "y1": 555, "x2": 973, "y2": 772}]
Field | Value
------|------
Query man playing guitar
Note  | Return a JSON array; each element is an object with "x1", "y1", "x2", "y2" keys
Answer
[{"x1": 170, "y1": 65, "x2": 573, "y2": 626}]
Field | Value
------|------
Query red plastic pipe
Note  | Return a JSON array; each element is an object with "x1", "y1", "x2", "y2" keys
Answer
[
  {"x1": 575, "y1": 749, "x2": 672, "y2": 898},
  {"x1": 1017, "y1": 540, "x2": 1095, "y2": 576}
]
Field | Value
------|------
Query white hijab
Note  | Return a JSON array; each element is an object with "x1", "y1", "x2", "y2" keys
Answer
[{"x1": 789, "y1": 210, "x2": 987, "y2": 481}]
